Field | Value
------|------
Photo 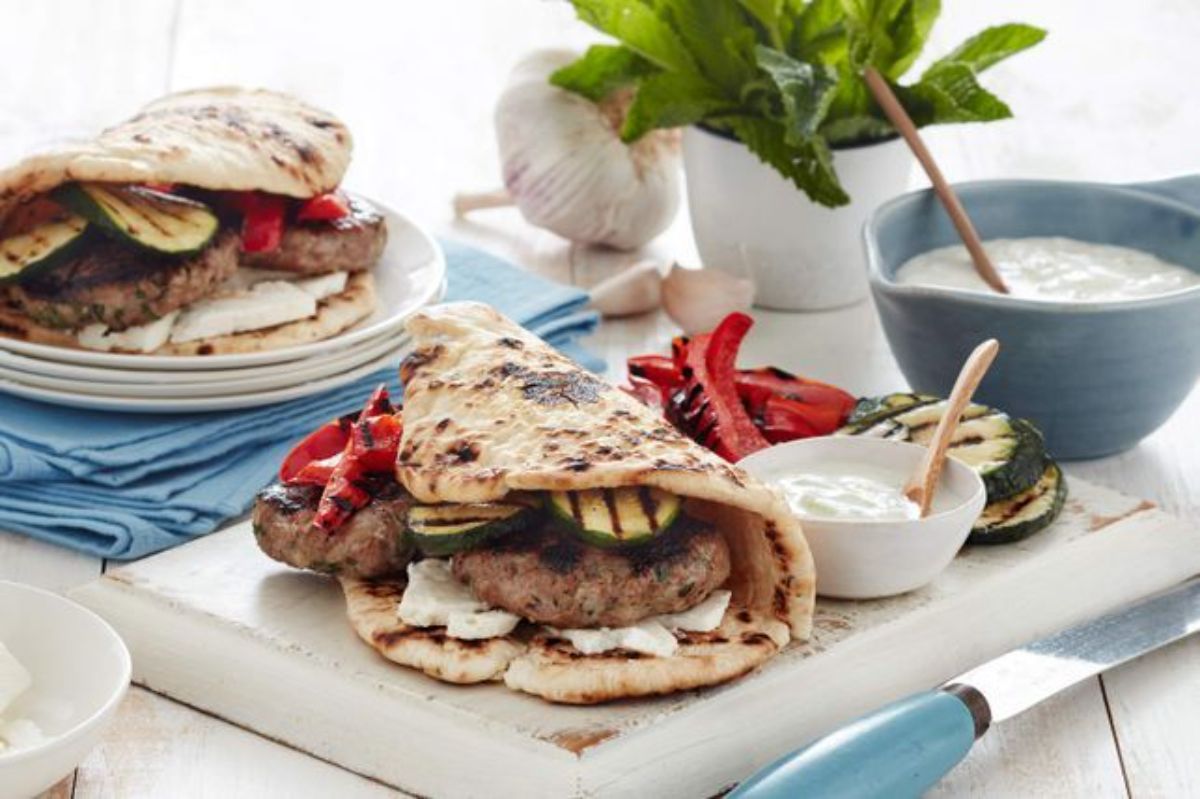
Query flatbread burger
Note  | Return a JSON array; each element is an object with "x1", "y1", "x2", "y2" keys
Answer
[
  {"x1": 252, "y1": 302, "x2": 815, "y2": 703},
  {"x1": 0, "y1": 87, "x2": 386, "y2": 355}
]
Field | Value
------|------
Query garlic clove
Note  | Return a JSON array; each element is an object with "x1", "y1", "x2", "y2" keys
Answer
[
  {"x1": 588, "y1": 260, "x2": 663, "y2": 318},
  {"x1": 488, "y1": 49, "x2": 681, "y2": 250},
  {"x1": 662, "y1": 264, "x2": 756, "y2": 334}
]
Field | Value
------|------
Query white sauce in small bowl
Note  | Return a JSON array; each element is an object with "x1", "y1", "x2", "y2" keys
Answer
[
  {"x1": 779, "y1": 464, "x2": 919, "y2": 522},
  {"x1": 895, "y1": 237, "x2": 1200, "y2": 302}
]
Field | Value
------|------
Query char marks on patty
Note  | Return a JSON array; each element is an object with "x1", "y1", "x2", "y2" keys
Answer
[{"x1": 452, "y1": 517, "x2": 731, "y2": 628}]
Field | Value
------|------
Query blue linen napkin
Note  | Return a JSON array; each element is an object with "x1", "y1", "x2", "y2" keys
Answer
[{"x1": 0, "y1": 239, "x2": 601, "y2": 559}]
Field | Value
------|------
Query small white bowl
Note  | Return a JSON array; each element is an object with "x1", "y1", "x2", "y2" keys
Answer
[
  {"x1": 0, "y1": 581, "x2": 131, "y2": 799},
  {"x1": 740, "y1": 437, "x2": 987, "y2": 599}
]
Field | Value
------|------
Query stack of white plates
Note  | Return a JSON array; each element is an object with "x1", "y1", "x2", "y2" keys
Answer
[{"x1": 0, "y1": 206, "x2": 445, "y2": 413}]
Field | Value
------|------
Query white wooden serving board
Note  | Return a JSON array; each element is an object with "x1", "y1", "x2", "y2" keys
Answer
[{"x1": 71, "y1": 478, "x2": 1200, "y2": 799}]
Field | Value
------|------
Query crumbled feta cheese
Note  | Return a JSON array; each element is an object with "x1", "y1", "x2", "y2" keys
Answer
[
  {"x1": 0, "y1": 718, "x2": 45, "y2": 752},
  {"x1": 558, "y1": 620, "x2": 680, "y2": 659},
  {"x1": 0, "y1": 641, "x2": 46, "y2": 755},
  {"x1": 77, "y1": 311, "x2": 179, "y2": 353},
  {"x1": 221, "y1": 267, "x2": 300, "y2": 292},
  {"x1": 0, "y1": 642, "x2": 30, "y2": 716},
  {"x1": 294, "y1": 271, "x2": 348, "y2": 301},
  {"x1": 447, "y1": 610, "x2": 521, "y2": 640},
  {"x1": 169, "y1": 281, "x2": 316, "y2": 343},
  {"x1": 551, "y1": 590, "x2": 734, "y2": 659},
  {"x1": 654, "y1": 590, "x2": 732, "y2": 633},
  {"x1": 398, "y1": 560, "x2": 520, "y2": 639}
]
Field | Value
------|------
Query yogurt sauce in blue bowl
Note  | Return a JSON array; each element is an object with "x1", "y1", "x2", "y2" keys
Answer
[{"x1": 863, "y1": 177, "x2": 1200, "y2": 459}]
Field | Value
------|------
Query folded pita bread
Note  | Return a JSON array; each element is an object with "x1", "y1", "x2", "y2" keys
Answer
[
  {"x1": 343, "y1": 301, "x2": 815, "y2": 704},
  {"x1": 0, "y1": 86, "x2": 351, "y2": 227}
]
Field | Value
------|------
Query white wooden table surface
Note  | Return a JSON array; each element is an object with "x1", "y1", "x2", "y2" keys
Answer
[{"x1": 2, "y1": 1, "x2": 1199, "y2": 796}]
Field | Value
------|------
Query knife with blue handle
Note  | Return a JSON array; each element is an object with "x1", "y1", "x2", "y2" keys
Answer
[{"x1": 730, "y1": 577, "x2": 1200, "y2": 798}]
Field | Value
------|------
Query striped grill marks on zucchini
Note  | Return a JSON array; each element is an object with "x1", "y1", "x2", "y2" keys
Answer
[
  {"x1": 0, "y1": 212, "x2": 88, "y2": 282},
  {"x1": 549, "y1": 487, "x2": 682, "y2": 548},
  {"x1": 837, "y1": 395, "x2": 1047, "y2": 501},
  {"x1": 407, "y1": 499, "x2": 539, "y2": 557},
  {"x1": 54, "y1": 183, "x2": 219, "y2": 256},
  {"x1": 969, "y1": 461, "x2": 1067, "y2": 545}
]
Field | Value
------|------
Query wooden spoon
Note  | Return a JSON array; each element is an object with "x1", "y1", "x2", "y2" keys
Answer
[
  {"x1": 863, "y1": 67, "x2": 1010, "y2": 295},
  {"x1": 903, "y1": 339, "x2": 1001, "y2": 517}
]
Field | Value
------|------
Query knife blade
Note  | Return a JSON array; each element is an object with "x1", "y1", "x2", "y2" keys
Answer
[{"x1": 730, "y1": 577, "x2": 1200, "y2": 799}]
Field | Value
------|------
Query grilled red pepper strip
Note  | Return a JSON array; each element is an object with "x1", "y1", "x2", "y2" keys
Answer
[
  {"x1": 313, "y1": 386, "x2": 401, "y2": 532},
  {"x1": 627, "y1": 354, "x2": 682, "y2": 388},
  {"x1": 759, "y1": 394, "x2": 846, "y2": 442},
  {"x1": 225, "y1": 191, "x2": 287, "y2": 253},
  {"x1": 296, "y1": 191, "x2": 351, "y2": 222},
  {"x1": 735, "y1": 367, "x2": 856, "y2": 420},
  {"x1": 671, "y1": 314, "x2": 768, "y2": 462},
  {"x1": 280, "y1": 414, "x2": 354, "y2": 484}
]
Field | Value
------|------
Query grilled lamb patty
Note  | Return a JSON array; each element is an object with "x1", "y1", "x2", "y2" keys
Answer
[
  {"x1": 451, "y1": 519, "x2": 731, "y2": 628},
  {"x1": 3, "y1": 230, "x2": 239, "y2": 330},
  {"x1": 241, "y1": 194, "x2": 386, "y2": 274},
  {"x1": 252, "y1": 477, "x2": 414, "y2": 578}
]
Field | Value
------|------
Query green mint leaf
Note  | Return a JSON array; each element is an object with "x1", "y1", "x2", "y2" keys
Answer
[
  {"x1": 726, "y1": 115, "x2": 850, "y2": 207},
  {"x1": 621, "y1": 72, "x2": 736, "y2": 141},
  {"x1": 568, "y1": 0, "x2": 696, "y2": 73},
  {"x1": 754, "y1": 45, "x2": 838, "y2": 143},
  {"x1": 550, "y1": 45, "x2": 658, "y2": 102},
  {"x1": 901, "y1": 62, "x2": 1012, "y2": 124},
  {"x1": 926, "y1": 23, "x2": 1047, "y2": 76},
  {"x1": 658, "y1": 0, "x2": 758, "y2": 92},
  {"x1": 884, "y1": 0, "x2": 939, "y2": 78},
  {"x1": 792, "y1": 0, "x2": 848, "y2": 64},
  {"x1": 737, "y1": 0, "x2": 786, "y2": 47}
]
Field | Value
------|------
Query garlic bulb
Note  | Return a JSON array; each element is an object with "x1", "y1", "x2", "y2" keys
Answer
[
  {"x1": 662, "y1": 264, "x2": 756, "y2": 334},
  {"x1": 588, "y1": 260, "x2": 663, "y2": 317},
  {"x1": 455, "y1": 49, "x2": 681, "y2": 250}
]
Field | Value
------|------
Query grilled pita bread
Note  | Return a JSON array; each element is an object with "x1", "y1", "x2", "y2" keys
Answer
[
  {"x1": 504, "y1": 609, "x2": 789, "y2": 705},
  {"x1": 341, "y1": 576, "x2": 524, "y2": 685},
  {"x1": 0, "y1": 272, "x2": 375, "y2": 355},
  {"x1": 0, "y1": 87, "x2": 351, "y2": 228},
  {"x1": 341, "y1": 301, "x2": 815, "y2": 703}
]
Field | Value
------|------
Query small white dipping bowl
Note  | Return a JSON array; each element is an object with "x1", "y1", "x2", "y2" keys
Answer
[
  {"x1": 739, "y1": 437, "x2": 987, "y2": 600},
  {"x1": 0, "y1": 581, "x2": 131, "y2": 799}
]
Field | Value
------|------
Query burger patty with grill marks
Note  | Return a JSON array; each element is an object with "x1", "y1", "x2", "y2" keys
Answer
[
  {"x1": 252, "y1": 477, "x2": 414, "y2": 578},
  {"x1": 241, "y1": 194, "x2": 387, "y2": 275},
  {"x1": 3, "y1": 230, "x2": 239, "y2": 330},
  {"x1": 451, "y1": 520, "x2": 732, "y2": 628}
]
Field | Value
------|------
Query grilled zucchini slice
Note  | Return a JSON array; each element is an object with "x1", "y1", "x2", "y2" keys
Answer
[
  {"x1": 55, "y1": 183, "x2": 218, "y2": 256},
  {"x1": 407, "y1": 500, "x2": 538, "y2": 557},
  {"x1": 549, "y1": 487, "x2": 682, "y2": 548},
  {"x1": 839, "y1": 398, "x2": 1047, "y2": 500},
  {"x1": 841, "y1": 392, "x2": 937, "y2": 431},
  {"x1": 969, "y1": 461, "x2": 1067, "y2": 545},
  {"x1": 0, "y1": 211, "x2": 88, "y2": 283}
]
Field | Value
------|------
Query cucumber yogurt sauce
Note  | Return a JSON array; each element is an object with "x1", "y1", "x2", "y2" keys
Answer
[
  {"x1": 779, "y1": 465, "x2": 920, "y2": 522},
  {"x1": 896, "y1": 237, "x2": 1200, "y2": 302}
]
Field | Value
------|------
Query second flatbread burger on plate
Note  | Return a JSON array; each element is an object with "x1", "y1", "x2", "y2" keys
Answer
[{"x1": 0, "y1": 86, "x2": 386, "y2": 355}]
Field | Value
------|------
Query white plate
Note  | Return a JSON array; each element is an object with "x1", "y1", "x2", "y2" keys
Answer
[
  {"x1": 0, "y1": 334, "x2": 409, "y2": 398},
  {"x1": 0, "y1": 328, "x2": 400, "y2": 385},
  {"x1": 0, "y1": 202, "x2": 444, "y2": 371},
  {"x1": 0, "y1": 342, "x2": 408, "y2": 412}
]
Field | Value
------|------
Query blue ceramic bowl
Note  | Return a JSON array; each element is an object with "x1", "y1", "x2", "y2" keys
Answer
[{"x1": 864, "y1": 177, "x2": 1200, "y2": 460}]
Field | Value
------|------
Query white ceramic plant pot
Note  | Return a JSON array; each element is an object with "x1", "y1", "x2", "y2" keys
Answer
[{"x1": 683, "y1": 126, "x2": 912, "y2": 311}]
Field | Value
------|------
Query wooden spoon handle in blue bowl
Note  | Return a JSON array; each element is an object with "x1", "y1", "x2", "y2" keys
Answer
[{"x1": 728, "y1": 689, "x2": 984, "y2": 799}]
